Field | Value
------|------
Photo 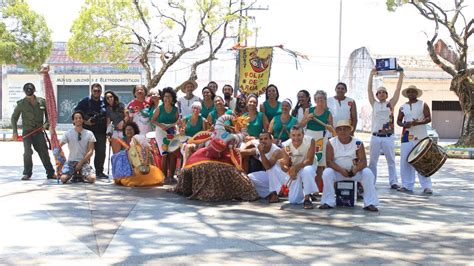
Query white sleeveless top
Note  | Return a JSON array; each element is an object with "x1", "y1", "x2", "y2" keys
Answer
[
  {"x1": 330, "y1": 137, "x2": 362, "y2": 170},
  {"x1": 283, "y1": 135, "x2": 312, "y2": 166},
  {"x1": 178, "y1": 95, "x2": 201, "y2": 118},
  {"x1": 256, "y1": 143, "x2": 280, "y2": 161},
  {"x1": 371, "y1": 101, "x2": 394, "y2": 134},
  {"x1": 400, "y1": 100, "x2": 428, "y2": 142},
  {"x1": 327, "y1": 96, "x2": 354, "y2": 126}
]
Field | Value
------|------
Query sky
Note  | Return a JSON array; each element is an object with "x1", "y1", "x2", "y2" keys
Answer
[{"x1": 27, "y1": 0, "x2": 473, "y2": 100}]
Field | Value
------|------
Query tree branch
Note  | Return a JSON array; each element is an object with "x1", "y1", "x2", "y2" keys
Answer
[{"x1": 133, "y1": 0, "x2": 151, "y2": 36}]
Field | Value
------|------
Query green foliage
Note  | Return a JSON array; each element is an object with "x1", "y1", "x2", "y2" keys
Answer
[
  {"x1": 0, "y1": 0, "x2": 52, "y2": 70},
  {"x1": 67, "y1": 0, "x2": 141, "y2": 68}
]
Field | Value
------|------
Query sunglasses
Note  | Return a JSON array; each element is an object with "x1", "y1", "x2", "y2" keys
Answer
[{"x1": 78, "y1": 132, "x2": 82, "y2": 141}]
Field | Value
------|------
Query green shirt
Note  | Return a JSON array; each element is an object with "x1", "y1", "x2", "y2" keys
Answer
[
  {"x1": 273, "y1": 115, "x2": 297, "y2": 142},
  {"x1": 306, "y1": 107, "x2": 330, "y2": 131},
  {"x1": 11, "y1": 96, "x2": 48, "y2": 134},
  {"x1": 209, "y1": 109, "x2": 233, "y2": 125},
  {"x1": 156, "y1": 104, "x2": 178, "y2": 124},
  {"x1": 201, "y1": 102, "x2": 215, "y2": 119},
  {"x1": 245, "y1": 112, "x2": 264, "y2": 137},
  {"x1": 184, "y1": 114, "x2": 204, "y2": 137},
  {"x1": 263, "y1": 100, "x2": 282, "y2": 122}
]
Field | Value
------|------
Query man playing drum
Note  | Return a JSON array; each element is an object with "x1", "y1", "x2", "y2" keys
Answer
[
  {"x1": 367, "y1": 68, "x2": 404, "y2": 189},
  {"x1": 396, "y1": 85, "x2": 433, "y2": 194}
]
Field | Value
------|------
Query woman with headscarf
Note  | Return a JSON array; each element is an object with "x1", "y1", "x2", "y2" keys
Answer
[
  {"x1": 260, "y1": 84, "x2": 282, "y2": 123},
  {"x1": 268, "y1": 98, "x2": 298, "y2": 145}
]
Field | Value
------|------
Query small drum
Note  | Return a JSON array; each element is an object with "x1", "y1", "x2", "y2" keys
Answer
[{"x1": 407, "y1": 137, "x2": 447, "y2": 177}]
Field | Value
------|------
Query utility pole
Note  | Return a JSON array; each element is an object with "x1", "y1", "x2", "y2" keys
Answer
[{"x1": 337, "y1": 0, "x2": 343, "y2": 82}]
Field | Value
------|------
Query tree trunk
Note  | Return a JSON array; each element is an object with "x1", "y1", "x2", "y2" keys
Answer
[{"x1": 456, "y1": 82, "x2": 474, "y2": 146}]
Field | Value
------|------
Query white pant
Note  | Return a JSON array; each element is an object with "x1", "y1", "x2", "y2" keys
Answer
[
  {"x1": 268, "y1": 165, "x2": 317, "y2": 204},
  {"x1": 321, "y1": 168, "x2": 379, "y2": 207},
  {"x1": 400, "y1": 141, "x2": 432, "y2": 190},
  {"x1": 249, "y1": 164, "x2": 289, "y2": 198},
  {"x1": 369, "y1": 135, "x2": 398, "y2": 186}
]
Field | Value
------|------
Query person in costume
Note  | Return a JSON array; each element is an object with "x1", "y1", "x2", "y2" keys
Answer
[
  {"x1": 200, "y1": 86, "x2": 215, "y2": 120},
  {"x1": 292, "y1": 90, "x2": 311, "y2": 123},
  {"x1": 11, "y1": 83, "x2": 55, "y2": 180},
  {"x1": 177, "y1": 79, "x2": 200, "y2": 118},
  {"x1": 268, "y1": 98, "x2": 298, "y2": 144},
  {"x1": 105, "y1": 90, "x2": 129, "y2": 153},
  {"x1": 396, "y1": 85, "x2": 433, "y2": 194},
  {"x1": 367, "y1": 68, "x2": 404, "y2": 189},
  {"x1": 299, "y1": 90, "x2": 334, "y2": 192},
  {"x1": 319, "y1": 120, "x2": 379, "y2": 212},
  {"x1": 327, "y1": 82, "x2": 357, "y2": 136},
  {"x1": 280, "y1": 125, "x2": 318, "y2": 209},
  {"x1": 260, "y1": 84, "x2": 282, "y2": 122},
  {"x1": 112, "y1": 121, "x2": 165, "y2": 187},
  {"x1": 59, "y1": 111, "x2": 96, "y2": 184},
  {"x1": 151, "y1": 87, "x2": 180, "y2": 184},
  {"x1": 175, "y1": 114, "x2": 258, "y2": 201}
]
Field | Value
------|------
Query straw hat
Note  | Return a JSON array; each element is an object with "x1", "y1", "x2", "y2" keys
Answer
[
  {"x1": 402, "y1": 85, "x2": 423, "y2": 98},
  {"x1": 176, "y1": 79, "x2": 198, "y2": 92},
  {"x1": 335, "y1": 120, "x2": 353, "y2": 131}
]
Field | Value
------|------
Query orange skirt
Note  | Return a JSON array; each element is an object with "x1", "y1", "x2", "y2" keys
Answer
[{"x1": 115, "y1": 165, "x2": 165, "y2": 187}]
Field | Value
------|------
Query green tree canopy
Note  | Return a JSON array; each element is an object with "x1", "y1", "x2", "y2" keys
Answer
[
  {"x1": 67, "y1": 0, "x2": 254, "y2": 89},
  {"x1": 0, "y1": 0, "x2": 52, "y2": 70}
]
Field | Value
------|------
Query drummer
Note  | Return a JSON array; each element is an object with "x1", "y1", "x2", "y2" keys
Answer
[{"x1": 396, "y1": 85, "x2": 433, "y2": 194}]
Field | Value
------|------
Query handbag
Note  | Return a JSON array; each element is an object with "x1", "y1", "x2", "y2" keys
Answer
[{"x1": 111, "y1": 150, "x2": 133, "y2": 179}]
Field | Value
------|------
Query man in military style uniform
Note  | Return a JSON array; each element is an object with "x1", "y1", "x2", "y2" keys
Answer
[{"x1": 11, "y1": 83, "x2": 55, "y2": 180}]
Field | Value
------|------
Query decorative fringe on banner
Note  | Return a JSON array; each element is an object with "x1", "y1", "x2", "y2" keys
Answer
[{"x1": 232, "y1": 44, "x2": 309, "y2": 70}]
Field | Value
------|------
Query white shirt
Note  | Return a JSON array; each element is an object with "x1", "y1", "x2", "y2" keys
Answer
[
  {"x1": 283, "y1": 135, "x2": 312, "y2": 166},
  {"x1": 61, "y1": 128, "x2": 96, "y2": 162},
  {"x1": 225, "y1": 98, "x2": 236, "y2": 110},
  {"x1": 327, "y1": 96, "x2": 354, "y2": 126},
  {"x1": 371, "y1": 101, "x2": 394, "y2": 133},
  {"x1": 256, "y1": 143, "x2": 280, "y2": 161},
  {"x1": 330, "y1": 137, "x2": 362, "y2": 170},
  {"x1": 400, "y1": 100, "x2": 428, "y2": 142},
  {"x1": 178, "y1": 95, "x2": 201, "y2": 118}
]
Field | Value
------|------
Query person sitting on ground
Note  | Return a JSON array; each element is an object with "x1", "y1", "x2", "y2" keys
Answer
[
  {"x1": 319, "y1": 120, "x2": 379, "y2": 212},
  {"x1": 113, "y1": 121, "x2": 165, "y2": 187},
  {"x1": 59, "y1": 111, "x2": 96, "y2": 184},
  {"x1": 280, "y1": 125, "x2": 318, "y2": 209}
]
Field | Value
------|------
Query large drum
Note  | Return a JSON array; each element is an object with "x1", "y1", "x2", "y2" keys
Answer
[{"x1": 407, "y1": 137, "x2": 448, "y2": 177}]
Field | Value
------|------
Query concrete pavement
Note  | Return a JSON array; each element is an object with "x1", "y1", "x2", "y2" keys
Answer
[{"x1": 0, "y1": 140, "x2": 473, "y2": 265}]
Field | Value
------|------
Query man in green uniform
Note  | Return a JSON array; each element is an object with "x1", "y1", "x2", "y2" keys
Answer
[{"x1": 11, "y1": 83, "x2": 55, "y2": 180}]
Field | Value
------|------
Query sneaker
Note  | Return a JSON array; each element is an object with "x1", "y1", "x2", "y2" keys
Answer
[
  {"x1": 96, "y1": 173, "x2": 109, "y2": 179},
  {"x1": 397, "y1": 187, "x2": 413, "y2": 193},
  {"x1": 390, "y1": 184, "x2": 400, "y2": 190},
  {"x1": 423, "y1": 188, "x2": 433, "y2": 195},
  {"x1": 21, "y1": 175, "x2": 31, "y2": 181}
]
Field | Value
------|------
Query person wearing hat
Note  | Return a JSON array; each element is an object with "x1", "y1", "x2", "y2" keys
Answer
[
  {"x1": 11, "y1": 83, "x2": 56, "y2": 180},
  {"x1": 319, "y1": 120, "x2": 379, "y2": 212},
  {"x1": 327, "y1": 82, "x2": 357, "y2": 136},
  {"x1": 397, "y1": 85, "x2": 433, "y2": 194},
  {"x1": 367, "y1": 68, "x2": 404, "y2": 189},
  {"x1": 177, "y1": 79, "x2": 200, "y2": 118},
  {"x1": 268, "y1": 98, "x2": 298, "y2": 145}
]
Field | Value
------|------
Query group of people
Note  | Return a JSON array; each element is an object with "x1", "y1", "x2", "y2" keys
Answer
[{"x1": 12, "y1": 67, "x2": 435, "y2": 211}]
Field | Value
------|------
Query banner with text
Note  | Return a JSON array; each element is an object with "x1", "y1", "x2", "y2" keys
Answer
[{"x1": 238, "y1": 47, "x2": 273, "y2": 96}]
